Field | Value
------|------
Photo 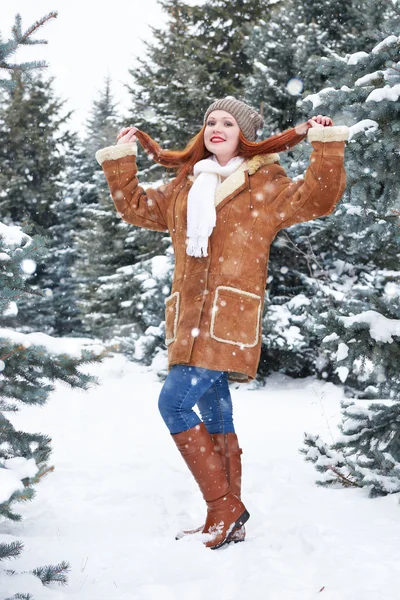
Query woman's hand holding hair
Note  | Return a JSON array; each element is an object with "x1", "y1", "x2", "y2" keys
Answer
[
  {"x1": 308, "y1": 114, "x2": 333, "y2": 128},
  {"x1": 295, "y1": 115, "x2": 333, "y2": 136},
  {"x1": 116, "y1": 126, "x2": 138, "y2": 145}
]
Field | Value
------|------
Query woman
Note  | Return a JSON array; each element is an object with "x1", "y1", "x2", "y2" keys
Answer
[{"x1": 96, "y1": 96, "x2": 348, "y2": 550}]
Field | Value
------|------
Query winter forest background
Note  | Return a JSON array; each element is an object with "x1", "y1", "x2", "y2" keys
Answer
[{"x1": 1, "y1": 1, "x2": 400, "y2": 597}]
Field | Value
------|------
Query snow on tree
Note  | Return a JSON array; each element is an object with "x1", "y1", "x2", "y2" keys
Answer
[
  {"x1": 301, "y1": 398, "x2": 400, "y2": 498},
  {"x1": 243, "y1": 0, "x2": 393, "y2": 133},
  {"x1": 0, "y1": 13, "x2": 107, "y2": 597},
  {"x1": 0, "y1": 202, "x2": 104, "y2": 599},
  {"x1": 251, "y1": 27, "x2": 400, "y2": 389},
  {"x1": 297, "y1": 32, "x2": 400, "y2": 499},
  {"x1": 294, "y1": 34, "x2": 400, "y2": 399},
  {"x1": 105, "y1": 245, "x2": 175, "y2": 375}
]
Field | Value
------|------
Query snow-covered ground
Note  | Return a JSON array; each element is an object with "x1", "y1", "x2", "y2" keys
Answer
[{"x1": 3, "y1": 355, "x2": 400, "y2": 600}]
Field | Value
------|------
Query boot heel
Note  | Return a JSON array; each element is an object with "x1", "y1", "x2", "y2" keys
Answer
[{"x1": 237, "y1": 509, "x2": 250, "y2": 528}]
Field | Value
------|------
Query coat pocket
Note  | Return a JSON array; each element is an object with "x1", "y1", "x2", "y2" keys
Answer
[
  {"x1": 164, "y1": 291, "x2": 180, "y2": 345},
  {"x1": 210, "y1": 286, "x2": 262, "y2": 348}
]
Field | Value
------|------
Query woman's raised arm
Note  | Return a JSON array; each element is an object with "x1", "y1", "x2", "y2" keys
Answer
[
  {"x1": 95, "y1": 127, "x2": 176, "y2": 233},
  {"x1": 265, "y1": 122, "x2": 349, "y2": 232}
]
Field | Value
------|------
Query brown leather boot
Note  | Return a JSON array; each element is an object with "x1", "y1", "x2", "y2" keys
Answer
[
  {"x1": 176, "y1": 432, "x2": 246, "y2": 542},
  {"x1": 171, "y1": 423, "x2": 249, "y2": 550}
]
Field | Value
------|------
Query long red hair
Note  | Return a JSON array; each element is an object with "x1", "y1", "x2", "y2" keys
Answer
[{"x1": 135, "y1": 121, "x2": 313, "y2": 181}]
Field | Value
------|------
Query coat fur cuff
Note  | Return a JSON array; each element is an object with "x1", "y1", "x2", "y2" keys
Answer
[
  {"x1": 95, "y1": 143, "x2": 137, "y2": 165},
  {"x1": 307, "y1": 126, "x2": 349, "y2": 143}
]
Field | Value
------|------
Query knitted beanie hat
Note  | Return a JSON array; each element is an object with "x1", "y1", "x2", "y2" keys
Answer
[{"x1": 203, "y1": 96, "x2": 264, "y2": 141}]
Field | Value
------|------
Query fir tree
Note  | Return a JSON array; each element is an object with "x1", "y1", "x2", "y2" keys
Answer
[
  {"x1": 249, "y1": 9, "x2": 400, "y2": 383},
  {"x1": 298, "y1": 32, "x2": 400, "y2": 498},
  {"x1": 0, "y1": 73, "x2": 68, "y2": 233},
  {"x1": 301, "y1": 398, "x2": 400, "y2": 498},
  {"x1": 0, "y1": 13, "x2": 105, "y2": 597},
  {"x1": 0, "y1": 222, "x2": 104, "y2": 597},
  {"x1": 47, "y1": 140, "x2": 85, "y2": 337},
  {"x1": 102, "y1": 247, "x2": 175, "y2": 372},
  {"x1": 0, "y1": 72, "x2": 76, "y2": 335},
  {"x1": 72, "y1": 78, "x2": 167, "y2": 339},
  {"x1": 0, "y1": 12, "x2": 57, "y2": 89},
  {"x1": 296, "y1": 34, "x2": 400, "y2": 399},
  {"x1": 60, "y1": 76, "x2": 123, "y2": 338},
  {"x1": 245, "y1": 2, "x2": 327, "y2": 133},
  {"x1": 244, "y1": 0, "x2": 394, "y2": 133}
]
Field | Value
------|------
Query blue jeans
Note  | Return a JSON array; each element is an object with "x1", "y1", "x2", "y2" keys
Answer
[{"x1": 158, "y1": 365, "x2": 235, "y2": 435}]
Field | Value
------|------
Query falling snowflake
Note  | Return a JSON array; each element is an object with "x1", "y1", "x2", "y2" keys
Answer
[
  {"x1": 286, "y1": 77, "x2": 304, "y2": 95},
  {"x1": 143, "y1": 107, "x2": 157, "y2": 120},
  {"x1": 21, "y1": 259, "x2": 36, "y2": 275}
]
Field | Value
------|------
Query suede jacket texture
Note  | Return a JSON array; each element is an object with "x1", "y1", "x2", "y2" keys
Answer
[{"x1": 96, "y1": 126, "x2": 349, "y2": 383}]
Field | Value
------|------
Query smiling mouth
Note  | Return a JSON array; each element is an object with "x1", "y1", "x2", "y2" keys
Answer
[{"x1": 210, "y1": 137, "x2": 225, "y2": 143}]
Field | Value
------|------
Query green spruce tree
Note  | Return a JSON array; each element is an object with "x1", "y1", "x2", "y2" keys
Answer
[
  {"x1": 0, "y1": 71, "x2": 76, "y2": 335},
  {"x1": 72, "y1": 77, "x2": 168, "y2": 339},
  {"x1": 299, "y1": 32, "x2": 400, "y2": 497},
  {"x1": 246, "y1": 2, "x2": 399, "y2": 382},
  {"x1": 0, "y1": 222, "x2": 105, "y2": 597},
  {"x1": 244, "y1": 0, "x2": 394, "y2": 133},
  {"x1": 301, "y1": 398, "x2": 400, "y2": 498},
  {"x1": 297, "y1": 34, "x2": 400, "y2": 399},
  {"x1": 101, "y1": 247, "x2": 175, "y2": 373},
  {"x1": 0, "y1": 12, "x2": 57, "y2": 89},
  {"x1": 62, "y1": 76, "x2": 123, "y2": 338},
  {"x1": 0, "y1": 13, "x2": 106, "y2": 597}
]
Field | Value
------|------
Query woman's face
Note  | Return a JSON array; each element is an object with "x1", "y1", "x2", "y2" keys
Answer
[{"x1": 204, "y1": 110, "x2": 241, "y2": 165}]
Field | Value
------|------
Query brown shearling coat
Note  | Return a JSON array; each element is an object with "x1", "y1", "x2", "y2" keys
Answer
[{"x1": 96, "y1": 125, "x2": 349, "y2": 383}]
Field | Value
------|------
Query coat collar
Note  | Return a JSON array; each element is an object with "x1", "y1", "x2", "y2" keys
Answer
[{"x1": 187, "y1": 153, "x2": 280, "y2": 208}]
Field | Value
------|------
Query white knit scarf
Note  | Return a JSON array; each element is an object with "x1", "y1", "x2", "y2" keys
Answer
[{"x1": 186, "y1": 155, "x2": 244, "y2": 257}]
